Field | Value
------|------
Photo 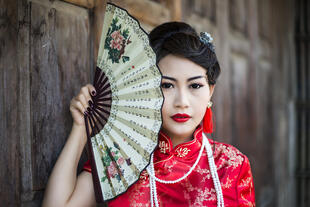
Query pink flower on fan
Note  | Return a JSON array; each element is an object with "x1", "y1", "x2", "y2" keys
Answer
[
  {"x1": 117, "y1": 157, "x2": 124, "y2": 165},
  {"x1": 110, "y1": 30, "x2": 124, "y2": 50},
  {"x1": 108, "y1": 162, "x2": 118, "y2": 177}
]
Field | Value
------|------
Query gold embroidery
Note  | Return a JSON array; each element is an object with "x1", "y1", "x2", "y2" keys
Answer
[
  {"x1": 193, "y1": 188, "x2": 217, "y2": 206},
  {"x1": 166, "y1": 160, "x2": 178, "y2": 173},
  {"x1": 159, "y1": 140, "x2": 169, "y2": 154},
  {"x1": 213, "y1": 144, "x2": 244, "y2": 170},
  {"x1": 194, "y1": 164, "x2": 211, "y2": 182},
  {"x1": 128, "y1": 177, "x2": 150, "y2": 206},
  {"x1": 139, "y1": 170, "x2": 148, "y2": 181},
  {"x1": 176, "y1": 147, "x2": 191, "y2": 157},
  {"x1": 181, "y1": 180, "x2": 217, "y2": 206},
  {"x1": 221, "y1": 176, "x2": 236, "y2": 189}
]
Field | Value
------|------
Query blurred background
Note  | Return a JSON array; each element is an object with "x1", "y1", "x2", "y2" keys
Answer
[{"x1": 0, "y1": 0, "x2": 309, "y2": 206}]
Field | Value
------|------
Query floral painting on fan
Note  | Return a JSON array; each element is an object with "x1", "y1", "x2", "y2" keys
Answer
[
  {"x1": 100, "y1": 146, "x2": 125, "y2": 182},
  {"x1": 104, "y1": 17, "x2": 131, "y2": 63}
]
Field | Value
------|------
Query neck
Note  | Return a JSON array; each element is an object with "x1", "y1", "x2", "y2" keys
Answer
[
  {"x1": 161, "y1": 129, "x2": 195, "y2": 148},
  {"x1": 171, "y1": 136, "x2": 193, "y2": 148}
]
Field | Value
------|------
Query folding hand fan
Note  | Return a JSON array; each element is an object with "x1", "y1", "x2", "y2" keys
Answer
[{"x1": 84, "y1": 3, "x2": 163, "y2": 202}]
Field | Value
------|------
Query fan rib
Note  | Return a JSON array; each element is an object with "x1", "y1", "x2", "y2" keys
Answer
[
  {"x1": 89, "y1": 112, "x2": 101, "y2": 135},
  {"x1": 90, "y1": 109, "x2": 106, "y2": 129},
  {"x1": 107, "y1": 123, "x2": 145, "y2": 177},
  {"x1": 100, "y1": 90, "x2": 112, "y2": 97},
  {"x1": 87, "y1": 114, "x2": 97, "y2": 136},
  {"x1": 94, "y1": 67, "x2": 101, "y2": 87},
  {"x1": 96, "y1": 102, "x2": 112, "y2": 108},
  {"x1": 99, "y1": 136, "x2": 127, "y2": 195},
  {"x1": 92, "y1": 107, "x2": 108, "y2": 126},
  {"x1": 105, "y1": 133, "x2": 143, "y2": 189},
  {"x1": 95, "y1": 105, "x2": 111, "y2": 117},
  {"x1": 99, "y1": 81, "x2": 110, "y2": 92},
  {"x1": 96, "y1": 97, "x2": 112, "y2": 102},
  {"x1": 116, "y1": 115, "x2": 157, "y2": 143},
  {"x1": 97, "y1": 139, "x2": 117, "y2": 198},
  {"x1": 106, "y1": 147, "x2": 129, "y2": 190},
  {"x1": 110, "y1": 121, "x2": 151, "y2": 165},
  {"x1": 95, "y1": 68, "x2": 108, "y2": 89}
]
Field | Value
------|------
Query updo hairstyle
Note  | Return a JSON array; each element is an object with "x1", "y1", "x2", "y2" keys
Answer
[{"x1": 149, "y1": 22, "x2": 221, "y2": 85}]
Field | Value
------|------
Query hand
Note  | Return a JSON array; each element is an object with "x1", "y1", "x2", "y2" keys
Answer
[{"x1": 70, "y1": 84, "x2": 96, "y2": 127}]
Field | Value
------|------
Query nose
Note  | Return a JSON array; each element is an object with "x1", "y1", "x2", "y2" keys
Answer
[{"x1": 174, "y1": 88, "x2": 190, "y2": 108}]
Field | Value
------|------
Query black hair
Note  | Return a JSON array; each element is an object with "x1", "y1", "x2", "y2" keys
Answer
[{"x1": 149, "y1": 22, "x2": 220, "y2": 85}]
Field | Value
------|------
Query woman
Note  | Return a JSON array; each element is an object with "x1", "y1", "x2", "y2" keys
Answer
[{"x1": 42, "y1": 22, "x2": 255, "y2": 207}]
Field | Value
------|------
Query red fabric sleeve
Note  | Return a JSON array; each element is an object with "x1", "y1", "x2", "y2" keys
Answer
[
  {"x1": 236, "y1": 156, "x2": 256, "y2": 206},
  {"x1": 83, "y1": 159, "x2": 92, "y2": 173}
]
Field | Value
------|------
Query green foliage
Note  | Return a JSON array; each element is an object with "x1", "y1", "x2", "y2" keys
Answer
[{"x1": 103, "y1": 17, "x2": 131, "y2": 64}]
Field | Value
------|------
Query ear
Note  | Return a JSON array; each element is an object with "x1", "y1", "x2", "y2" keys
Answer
[{"x1": 209, "y1": 84, "x2": 215, "y2": 98}]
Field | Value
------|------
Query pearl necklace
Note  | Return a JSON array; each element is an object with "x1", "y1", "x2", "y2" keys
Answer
[{"x1": 146, "y1": 133, "x2": 224, "y2": 207}]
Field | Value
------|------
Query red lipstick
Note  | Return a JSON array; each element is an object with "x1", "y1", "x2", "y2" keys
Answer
[{"x1": 171, "y1": 113, "x2": 191, "y2": 123}]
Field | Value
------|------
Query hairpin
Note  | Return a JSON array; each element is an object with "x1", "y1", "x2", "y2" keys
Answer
[{"x1": 199, "y1": 32, "x2": 215, "y2": 52}]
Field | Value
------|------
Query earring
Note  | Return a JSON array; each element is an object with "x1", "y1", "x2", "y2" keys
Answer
[{"x1": 203, "y1": 101, "x2": 213, "y2": 133}]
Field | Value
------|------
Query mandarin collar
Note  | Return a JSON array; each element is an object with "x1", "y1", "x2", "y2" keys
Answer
[{"x1": 155, "y1": 125, "x2": 203, "y2": 159}]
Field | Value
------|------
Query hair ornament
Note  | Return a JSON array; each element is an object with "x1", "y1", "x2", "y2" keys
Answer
[{"x1": 199, "y1": 32, "x2": 215, "y2": 52}]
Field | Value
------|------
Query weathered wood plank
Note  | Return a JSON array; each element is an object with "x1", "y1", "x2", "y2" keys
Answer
[
  {"x1": 166, "y1": 0, "x2": 182, "y2": 21},
  {"x1": 63, "y1": 0, "x2": 96, "y2": 9},
  {"x1": 0, "y1": 0, "x2": 20, "y2": 206},
  {"x1": 229, "y1": 0, "x2": 248, "y2": 34},
  {"x1": 29, "y1": 0, "x2": 89, "y2": 18},
  {"x1": 93, "y1": 0, "x2": 107, "y2": 62},
  {"x1": 17, "y1": 0, "x2": 35, "y2": 203},
  {"x1": 110, "y1": 0, "x2": 170, "y2": 26},
  {"x1": 29, "y1": 0, "x2": 91, "y2": 190}
]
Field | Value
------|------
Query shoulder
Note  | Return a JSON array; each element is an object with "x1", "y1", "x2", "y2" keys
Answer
[
  {"x1": 207, "y1": 139, "x2": 255, "y2": 201},
  {"x1": 206, "y1": 139, "x2": 256, "y2": 205},
  {"x1": 207, "y1": 139, "x2": 250, "y2": 172}
]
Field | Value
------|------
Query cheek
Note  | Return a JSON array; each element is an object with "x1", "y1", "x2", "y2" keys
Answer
[
  {"x1": 194, "y1": 102, "x2": 208, "y2": 117},
  {"x1": 161, "y1": 91, "x2": 171, "y2": 117},
  {"x1": 192, "y1": 91, "x2": 210, "y2": 115}
]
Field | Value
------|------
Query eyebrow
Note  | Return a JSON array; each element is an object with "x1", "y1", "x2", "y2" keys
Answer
[{"x1": 162, "y1": 75, "x2": 205, "y2": 82}]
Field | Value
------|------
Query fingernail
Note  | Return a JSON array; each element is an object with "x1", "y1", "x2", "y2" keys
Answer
[
  {"x1": 87, "y1": 107, "x2": 91, "y2": 112},
  {"x1": 84, "y1": 111, "x2": 88, "y2": 116},
  {"x1": 91, "y1": 90, "x2": 96, "y2": 96},
  {"x1": 88, "y1": 100, "x2": 93, "y2": 106}
]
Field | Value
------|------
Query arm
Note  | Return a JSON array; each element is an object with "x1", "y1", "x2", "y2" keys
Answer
[
  {"x1": 42, "y1": 85, "x2": 97, "y2": 207},
  {"x1": 236, "y1": 156, "x2": 256, "y2": 207}
]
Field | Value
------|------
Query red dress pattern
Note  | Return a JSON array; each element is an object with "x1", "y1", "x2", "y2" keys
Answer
[{"x1": 83, "y1": 126, "x2": 255, "y2": 206}]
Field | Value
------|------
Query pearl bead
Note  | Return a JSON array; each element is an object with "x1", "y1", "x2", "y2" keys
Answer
[{"x1": 147, "y1": 133, "x2": 224, "y2": 207}]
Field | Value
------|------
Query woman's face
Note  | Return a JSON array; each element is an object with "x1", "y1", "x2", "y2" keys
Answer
[{"x1": 158, "y1": 54, "x2": 214, "y2": 142}]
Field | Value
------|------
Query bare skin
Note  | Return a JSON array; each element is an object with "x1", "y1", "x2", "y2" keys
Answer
[
  {"x1": 42, "y1": 55, "x2": 215, "y2": 207},
  {"x1": 158, "y1": 54, "x2": 214, "y2": 148},
  {"x1": 42, "y1": 84, "x2": 97, "y2": 207}
]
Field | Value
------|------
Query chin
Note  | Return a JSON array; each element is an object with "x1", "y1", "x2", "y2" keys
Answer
[{"x1": 163, "y1": 125, "x2": 196, "y2": 138}]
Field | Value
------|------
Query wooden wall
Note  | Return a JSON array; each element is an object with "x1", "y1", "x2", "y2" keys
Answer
[
  {"x1": 0, "y1": 1, "x2": 19, "y2": 205},
  {"x1": 1, "y1": 0, "x2": 93, "y2": 205},
  {"x1": 180, "y1": 0, "x2": 296, "y2": 206},
  {"x1": 0, "y1": 0, "x2": 297, "y2": 206}
]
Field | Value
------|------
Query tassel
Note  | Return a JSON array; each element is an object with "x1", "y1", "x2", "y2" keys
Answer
[{"x1": 203, "y1": 107, "x2": 213, "y2": 133}]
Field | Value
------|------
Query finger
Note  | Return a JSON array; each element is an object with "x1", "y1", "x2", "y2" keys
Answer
[
  {"x1": 76, "y1": 101, "x2": 87, "y2": 115},
  {"x1": 81, "y1": 86, "x2": 92, "y2": 100},
  {"x1": 77, "y1": 93, "x2": 89, "y2": 112},
  {"x1": 81, "y1": 86, "x2": 92, "y2": 107},
  {"x1": 82, "y1": 84, "x2": 95, "y2": 106},
  {"x1": 86, "y1": 84, "x2": 97, "y2": 97},
  {"x1": 71, "y1": 98, "x2": 86, "y2": 115}
]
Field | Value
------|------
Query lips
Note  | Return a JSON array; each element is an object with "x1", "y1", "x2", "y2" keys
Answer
[{"x1": 171, "y1": 113, "x2": 191, "y2": 123}]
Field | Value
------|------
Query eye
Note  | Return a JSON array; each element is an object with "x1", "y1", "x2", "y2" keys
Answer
[
  {"x1": 190, "y1": 83, "x2": 204, "y2": 89},
  {"x1": 161, "y1": 83, "x2": 174, "y2": 89}
]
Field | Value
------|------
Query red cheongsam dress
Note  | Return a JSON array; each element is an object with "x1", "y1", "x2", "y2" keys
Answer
[{"x1": 83, "y1": 125, "x2": 256, "y2": 206}]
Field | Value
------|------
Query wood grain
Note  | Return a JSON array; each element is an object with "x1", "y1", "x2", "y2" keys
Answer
[{"x1": 0, "y1": 0, "x2": 20, "y2": 206}]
